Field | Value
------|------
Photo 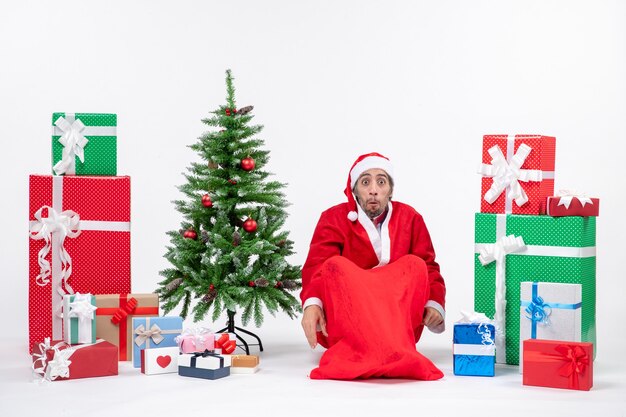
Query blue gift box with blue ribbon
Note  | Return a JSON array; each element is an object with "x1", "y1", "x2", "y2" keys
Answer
[
  {"x1": 519, "y1": 281, "x2": 582, "y2": 370},
  {"x1": 453, "y1": 322, "x2": 496, "y2": 377}
]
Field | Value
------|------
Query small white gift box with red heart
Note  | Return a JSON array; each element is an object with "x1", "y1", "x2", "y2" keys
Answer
[{"x1": 140, "y1": 346, "x2": 179, "y2": 375}]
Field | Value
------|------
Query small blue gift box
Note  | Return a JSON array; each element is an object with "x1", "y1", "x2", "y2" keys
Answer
[
  {"x1": 131, "y1": 316, "x2": 183, "y2": 368},
  {"x1": 453, "y1": 323, "x2": 496, "y2": 377},
  {"x1": 178, "y1": 352, "x2": 230, "y2": 380}
]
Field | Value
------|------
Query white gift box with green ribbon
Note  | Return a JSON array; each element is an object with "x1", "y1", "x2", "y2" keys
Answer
[{"x1": 62, "y1": 293, "x2": 97, "y2": 345}]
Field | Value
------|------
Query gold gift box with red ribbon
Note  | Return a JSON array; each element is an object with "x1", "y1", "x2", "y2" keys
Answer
[{"x1": 95, "y1": 294, "x2": 159, "y2": 361}]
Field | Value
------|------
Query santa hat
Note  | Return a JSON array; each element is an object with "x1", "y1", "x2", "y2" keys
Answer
[{"x1": 344, "y1": 152, "x2": 394, "y2": 222}]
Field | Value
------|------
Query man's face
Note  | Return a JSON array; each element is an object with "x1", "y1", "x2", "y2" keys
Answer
[{"x1": 354, "y1": 168, "x2": 393, "y2": 219}]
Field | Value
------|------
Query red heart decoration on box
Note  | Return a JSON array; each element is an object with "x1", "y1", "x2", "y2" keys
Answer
[{"x1": 156, "y1": 355, "x2": 172, "y2": 368}]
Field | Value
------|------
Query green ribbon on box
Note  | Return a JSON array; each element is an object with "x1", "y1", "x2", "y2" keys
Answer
[
  {"x1": 474, "y1": 213, "x2": 596, "y2": 365},
  {"x1": 52, "y1": 112, "x2": 117, "y2": 176},
  {"x1": 64, "y1": 293, "x2": 97, "y2": 344}
]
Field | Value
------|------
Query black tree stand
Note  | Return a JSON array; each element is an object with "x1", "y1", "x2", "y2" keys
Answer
[{"x1": 216, "y1": 310, "x2": 264, "y2": 355}]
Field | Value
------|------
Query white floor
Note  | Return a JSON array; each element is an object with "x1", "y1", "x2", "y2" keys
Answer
[{"x1": 2, "y1": 323, "x2": 625, "y2": 417}]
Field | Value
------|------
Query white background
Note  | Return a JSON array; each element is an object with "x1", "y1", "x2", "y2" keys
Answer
[{"x1": 1, "y1": 1, "x2": 625, "y2": 416}]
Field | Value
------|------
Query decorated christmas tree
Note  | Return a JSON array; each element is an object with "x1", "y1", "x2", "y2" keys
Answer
[{"x1": 157, "y1": 70, "x2": 302, "y2": 328}]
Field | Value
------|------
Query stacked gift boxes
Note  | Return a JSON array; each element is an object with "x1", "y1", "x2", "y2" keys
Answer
[
  {"x1": 29, "y1": 112, "x2": 131, "y2": 381},
  {"x1": 171, "y1": 329, "x2": 255, "y2": 380},
  {"x1": 473, "y1": 134, "x2": 599, "y2": 390},
  {"x1": 95, "y1": 293, "x2": 159, "y2": 361},
  {"x1": 29, "y1": 113, "x2": 261, "y2": 382}
]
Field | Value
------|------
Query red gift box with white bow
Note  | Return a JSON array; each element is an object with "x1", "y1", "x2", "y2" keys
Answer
[
  {"x1": 478, "y1": 134, "x2": 556, "y2": 215},
  {"x1": 545, "y1": 192, "x2": 600, "y2": 217},
  {"x1": 522, "y1": 339, "x2": 593, "y2": 391},
  {"x1": 28, "y1": 175, "x2": 131, "y2": 352},
  {"x1": 31, "y1": 338, "x2": 118, "y2": 381}
]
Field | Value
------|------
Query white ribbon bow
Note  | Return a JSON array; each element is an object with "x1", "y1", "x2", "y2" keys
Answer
[
  {"x1": 477, "y1": 234, "x2": 526, "y2": 362},
  {"x1": 175, "y1": 327, "x2": 213, "y2": 351},
  {"x1": 46, "y1": 348, "x2": 73, "y2": 380},
  {"x1": 29, "y1": 206, "x2": 81, "y2": 291},
  {"x1": 32, "y1": 338, "x2": 74, "y2": 382},
  {"x1": 478, "y1": 235, "x2": 526, "y2": 266},
  {"x1": 53, "y1": 116, "x2": 89, "y2": 175},
  {"x1": 32, "y1": 338, "x2": 53, "y2": 380},
  {"x1": 68, "y1": 293, "x2": 97, "y2": 323},
  {"x1": 556, "y1": 189, "x2": 594, "y2": 209},
  {"x1": 134, "y1": 324, "x2": 164, "y2": 346},
  {"x1": 457, "y1": 312, "x2": 497, "y2": 346},
  {"x1": 457, "y1": 311, "x2": 493, "y2": 325},
  {"x1": 478, "y1": 144, "x2": 543, "y2": 207}
]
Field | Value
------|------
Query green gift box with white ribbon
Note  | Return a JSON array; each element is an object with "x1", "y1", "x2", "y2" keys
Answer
[
  {"x1": 474, "y1": 213, "x2": 596, "y2": 365},
  {"x1": 51, "y1": 112, "x2": 117, "y2": 176}
]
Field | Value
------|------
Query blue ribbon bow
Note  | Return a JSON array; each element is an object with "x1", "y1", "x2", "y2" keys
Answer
[
  {"x1": 524, "y1": 294, "x2": 552, "y2": 325},
  {"x1": 521, "y1": 282, "x2": 582, "y2": 339}
]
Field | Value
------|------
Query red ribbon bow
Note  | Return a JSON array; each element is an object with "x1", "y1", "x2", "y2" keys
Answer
[
  {"x1": 111, "y1": 297, "x2": 138, "y2": 325},
  {"x1": 215, "y1": 333, "x2": 236, "y2": 354},
  {"x1": 555, "y1": 344, "x2": 589, "y2": 390}
]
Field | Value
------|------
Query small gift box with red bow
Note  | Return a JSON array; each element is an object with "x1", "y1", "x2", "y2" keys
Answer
[
  {"x1": 63, "y1": 293, "x2": 97, "y2": 345},
  {"x1": 545, "y1": 191, "x2": 600, "y2": 217},
  {"x1": 477, "y1": 134, "x2": 556, "y2": 215},
  {"x1": 95, "y1": 294, "x2": 159, "y2": 361},
  {"x1": 141, "y1": 346, "x2": 180, "y2": 375},
  {"x1": 51, "y1": 112, "x2": 117, "y2": 176},
  {"x1": 175, "y1": 327, "x2": 215, "y2": 353},
  {"x1": 178, "y1": 352, "x2": 230, "y2": 380},
  {"x1": 214, "y1": 333, "x2": 237, "y2": 354},
  {"x1": 132, "y1": 316, "x2": 183, "y2": 368},
  {"x1": 32, "y1": 338, "x2": 118, "y2": 381},
  {"x1": 523, "y1": 339, "x2": 593, "y2": 391}
]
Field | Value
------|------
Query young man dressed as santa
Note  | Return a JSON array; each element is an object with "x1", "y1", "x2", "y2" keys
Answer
[{"x1": 300, "y1": 152, "x2": 446, "y2": 380}]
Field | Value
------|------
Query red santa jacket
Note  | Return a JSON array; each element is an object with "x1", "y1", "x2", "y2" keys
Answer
[{"x1": 300, "y1": 201, "x2": 446, "y2": 310}]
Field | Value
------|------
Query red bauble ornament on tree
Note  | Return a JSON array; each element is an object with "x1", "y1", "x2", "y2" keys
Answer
[
  {"x1": 242, "y1": 217, "x2": 258, "y2": 233},
  {"x1": 248, "y1": 280, "x2": 256, "y2": 287},
  {"x1": 240, "y1": 156, "x2": 255, "y2": 172},
  {"x1": 201, "y1": 194, "x2": 213, "y2": 208},
  {"x1": 228, "y1": 179, "x2": 237, "y2": 185},
  {"x1": 183, "y1": 228, "x2": 197, "y2": 240},
  {"x1": 225, "y1": 108, "x2": 231, "y2": 116},
  {"x1": 274, "y1": 281, "x2": 283, "y2": 288},
  {"x1": 209, "y1": 284, "x2": 214, "y2": 290}
]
